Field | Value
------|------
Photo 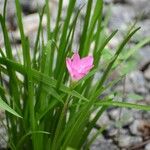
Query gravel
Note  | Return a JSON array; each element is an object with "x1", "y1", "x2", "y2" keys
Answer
[{"x1": 0, "y1": 0, "x2": 150, "y2": 149}]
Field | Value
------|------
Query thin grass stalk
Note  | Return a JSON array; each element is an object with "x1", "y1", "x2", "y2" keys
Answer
[
  {"x1": 79, "y1": 0, "x2": 93, "y2": 55},
  {"x1": 0, "y1": 5, "x2": 22, "y2": 144},
  {"x1": 56, "y1": 6, "x2": 82, "y2": 88},
  {"x1": 81, "y1": 0, "x2": 103, "y2": 56},
  {"x1": 45, "y1": 0, "x2": 51, "y2": 41},
  {"x1": 15, "y1": 0, "x2": 37, "y2": 148},
  {"x1": 54, "y1": 0, "x2": 76, "y2": 78},
  {"x1": 33, "y1": 5, "x2": 46, "y2": 68},
  {"x1": 51, "y1": 0, "x2": 63, "y2": 75}
]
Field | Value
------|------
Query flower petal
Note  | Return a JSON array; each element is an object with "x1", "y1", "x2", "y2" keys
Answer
[
  {"x1": 81, "y1": 65, "x2": 94, "y2": 74},
  {"x1": 81, "y1": 56, "x2": 93, "y2": 67},
  {"x1": 66, "y1": 52, "x2": 94, "y2": 81},
  {"x1": 72, "y1": 72, "x2": 85, "y2": 81},
  {"x1": 72, "y1": 52, "x2": 80, "y2": 64}
]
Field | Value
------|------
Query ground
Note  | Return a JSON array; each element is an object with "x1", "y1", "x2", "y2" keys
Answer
[{"x1": 0, "y1": 0, "x2": 150, "y2": 149}]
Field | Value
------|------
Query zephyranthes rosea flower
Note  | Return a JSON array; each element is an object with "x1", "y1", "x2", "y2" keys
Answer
[{"x1": 66, "y1": 52, "x2": 94, "y2": 81}]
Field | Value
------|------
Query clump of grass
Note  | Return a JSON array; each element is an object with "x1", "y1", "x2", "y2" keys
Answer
[{"x1": 0, "y1": 0, "x2": 150, "y2": 149}]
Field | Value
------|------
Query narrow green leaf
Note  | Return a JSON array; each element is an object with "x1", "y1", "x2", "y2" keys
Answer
[
  {"x1": 82, "y1": 0, "x2": 103, "y2": 56},
  {"x1": 127, "y1": 93, "x2": 143, "y2": 101},
  {"x1": 0, "y1": 97, "x2": 22, "y2": 118},
  {"x1": 97, "y1": 101, "x2": 150, "y2": 111},
  {"x1": 16, "y1": 131, "x2": 50, "y2": 149},
  {"x1": 79, "y1": 0, "x2": 93, "y2": 54}
]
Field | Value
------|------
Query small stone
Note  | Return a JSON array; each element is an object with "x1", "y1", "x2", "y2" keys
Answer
[
  {"x1": 108, "y1": 109, "x2": 120, "y2": 121},
  {"x1": 90, "y1": 129, "x2": 119, "y2": 150},
  {"x1": 132, "y1": 109, "x2": 142, "y2": 119},
  {"x1": 138, "y1": 20, "x2": 150, "y2": 38},
  {"x1": 138, "y1": 121, "x2": 150, "y2": 137},
  {"x1": 108, "y1": 4, "x2": 135, "y2": 30},
  {"x1": 118, "y1": 135, "x2": 142, "y2": 148},
  {"x1": 145, "y1": 143, "x2": 150, "y2": 150},
  {"x1": 104, "y1": 0, "x2": 113, "y2": 4},
  {"x1": 20, "y1": 0, "x2": 45, "y2": 13},
  {"x1": 146, "y1": 82, "x2": 150, "y2": 91},
  {"x1": 91, "y1": 138, "x2": 119, "y2": 150},
  {"x1": 12, "y1": 13, "x2": 47, "y2": 40},
  {"x1": 143, "y1": 111, "x2": 150, "y2": 120},
  {"x1": 145, "y1": 95, "x2": 150, "y2": 104},
  {"x1": 129, "y1": 120, "x2": 143, "y2": 136},
  {"x1": 96, "y1": 112, "x2": 112, "y2": 128},
  {"x1": 107, "y1": 127, "x2": 118, "y2": 137},
  {"x1": 128, "y1": 71, "x2": 148, "y2": 95},
  {"x1": 108, "y1": 108, "x2": 134, "y2": 127},
  {"x1": 144, "y1": 66, "x2": 150, "y2": 80},
  {"x1": 139, "y1": 46, "x2": 150, "y2": 70},
  {"x1": 125, "y1": 0, "x2": 150, "y2": 19}
]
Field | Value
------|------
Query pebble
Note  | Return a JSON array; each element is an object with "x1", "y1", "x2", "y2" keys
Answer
[
  {"x1": 139, "y1": 46, "x2": 150, "y2": 70},
  {"x1": 96, "y1": 112, "x2": 113, "y2": 130},
  {"x1": 108, "y1": 108, "x2": 134, "y2": 126},
  {"x1": 1, "y1": 0, "x2": 150, "y2": 149},
  {"x1": 91, "y1": 138, "x2": 119, "y2": 150},
  {"x1": 0, "y1": 121, "x2": 7, "y2": 149},
  {"x1": 144, "y1": 66, "x2": 150, "y2": 81},
  {"x1": 129, "y1": 119, "x2": 143, "y2": 136},
  {"x1": 138, "y1": 20, "x2": 150, "y2": 38},
  {"x1": 108, "y1": 4, "x2": 135, "y2": 30},
  {"x1": 145, "y1": 143, "x2": 150, "y2": 150},
  {"x1": 128, "y1": 71, "x2": 148, "y2": 95},
  {"x1": 108, "y1": 108, "x2": 120, "y2": 121},
  {"x1": 90, "y1": 129, "x2": 119, "y2": 150},
  {"x1": 132, "y1": 109, "x2": 142, "y2": 119},
  {"x1": 145, "y1": 95, "x2": 150, "y2": 104},
  {"x1": 117, "y1": 134, "x2": 142, "y2": 148},
  {"x1": 125, "y1": 0, "x2": 150, "y2": 19},
  {"x1": 20, "y1": 0, "x2": 45, "y2": 12}
]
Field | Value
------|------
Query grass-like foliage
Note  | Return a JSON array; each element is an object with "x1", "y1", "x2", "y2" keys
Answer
[{"x1": 0, "y1": 0, "x2": 150, "y2": 149}]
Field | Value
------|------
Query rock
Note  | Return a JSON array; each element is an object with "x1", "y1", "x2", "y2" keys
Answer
[
  {"x1": 138, "y1": 46, "x2": 150, "y2": 70},
  {"x1": 145, "y1": 95, "x2": 150, "y2": 104},
  {"x1": 125, "y1": 0, "x2": 150, "y2": 19},
  {"x1": 129, "y1": 120, "x2": 144, "y2": 136},
  {"x1": 145, "y1": 143, "x2": 150, "y2": 150},
  {"x1": 96, "y1": 112, "x2": 112, "y2": 129},
  {"x1": 127, "y1": 71, "x2": 148, "y2": 95},
  {"x1": 113, "y1": 0, "x2": 126, "y2": 3},
  {"x1": 138, "y1": 20, "x2": 150, "y2": 38},
  {"x1": 144, "y1": 65, "x2": 150, "y2": 81},
  {"x1": 91, "y1": 141, "x2": 119, "y2": 150},
  {"x1": 0, "y1": 119, "x2": 7, "y2": 149},
  {"x1": 138, "y1": 120, "x2": 150, "y2": 137},
  {"x1": 117, "y1": 134, "x2": 142, "y2": 148},
  {"x1": 91, "y1": 136, "x2": 119, "y2": 150},
  {"x1": 0, "y1": 0, "x2": 16, "y2": 30},
  {"x1": 132, "y1": 109, "x2": 142, "y2": 119},
  {"x1": 107, "y1": 127, "x2": 118, "y2": 137},
  {"x1": 142, "y1": 111, "x2": 150, "y2": 120},
  {"x1": 108, "y1": 4, "x2": 135, "y2": 30},
  {"x1": 108, "y1": 108, "x2": 120, "y2": 121},
  {"x1": 108, "y1": 108, "x2": 134, "y2": 126},
  {"x1": 145, "y1": 82, "x2": 150, "y2": 91},
  {"x1": 20, "y1": 0, "x2": 45, "y2": 14},
  {"x1": 104, "y1": 0, "x2": 113, "y2": 4},
  {"x1": 11, "y1": 13, "x2": 47, "y2": 45},
  {"x1": 107, "y1": 127, "x2": 128, "y2": 138},
  {"x1": 90, "y1": 129, "x2": 119, "y2": 150},
  {"x1": 0, "y1": 32, "x2": 3, "y2": 47}
]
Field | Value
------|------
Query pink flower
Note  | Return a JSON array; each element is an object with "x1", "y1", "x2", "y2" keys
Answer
[{"x1": 66, "y1": 52, "x2": 94, "y2": 81}]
